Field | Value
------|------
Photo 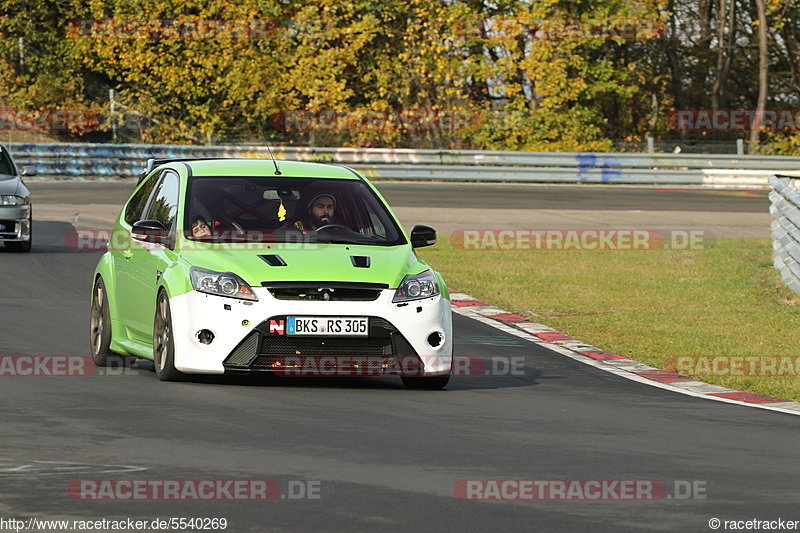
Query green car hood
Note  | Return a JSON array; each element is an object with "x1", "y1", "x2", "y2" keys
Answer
[{"x1": 178, "y1": 242, "x2": 429, "y2": 288}]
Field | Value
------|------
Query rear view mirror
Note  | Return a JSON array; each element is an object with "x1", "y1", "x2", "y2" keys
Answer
[
  {"x1": 410, "y1": 225, "x2": 437, "y2": 248},
  {"x1": 20, "y1": 165, "x2": 37, "y2": 176},
  {"x1": 264, "y1": 189, "x2": 300, "y2": 200},
  {"x1": 132, "y1": 219, "x2": 167, "y2": 243}
]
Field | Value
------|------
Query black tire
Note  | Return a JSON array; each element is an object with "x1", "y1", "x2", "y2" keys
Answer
[
  {"x1": 401, "y1": 374, "x2": 450, "y2": 390},
  {"x1": 5, "y1": 240, "x2": 31, "y2": 252},
  {"x1": 153, "y1": 289, "x2": 184, "y2": 381},
  {"x1": 90, "y1": 278, "x2": 114, "y2": 365},
  {"x1": 4, "y1": 209, "x2": 32, "y2": 252}
]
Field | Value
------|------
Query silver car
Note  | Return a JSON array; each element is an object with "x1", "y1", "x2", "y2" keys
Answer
[{"x1": 0, "y1": 144, "x2": 35, "y2": 252}]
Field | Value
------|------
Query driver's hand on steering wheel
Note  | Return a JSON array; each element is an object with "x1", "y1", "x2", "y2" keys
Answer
[{"x1": 314, "y1": 223, "x2": 350, "y2": 232}]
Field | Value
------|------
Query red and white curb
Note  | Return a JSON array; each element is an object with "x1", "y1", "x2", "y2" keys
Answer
[{"x1": 449, "y1": 290, "x2": 800, "y2": 417}]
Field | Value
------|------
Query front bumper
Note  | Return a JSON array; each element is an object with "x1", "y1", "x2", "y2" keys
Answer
[
  {"x1": 168, "y1": 287, "x2": 453, "y2": 376},
  {"x1": 0, "y1": 206, "x2": 31, "y2": 242}
]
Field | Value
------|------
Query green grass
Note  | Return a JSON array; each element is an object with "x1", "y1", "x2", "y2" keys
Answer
[{"x1": 418, "y1": 236, "x2": 800, "y2": 401}]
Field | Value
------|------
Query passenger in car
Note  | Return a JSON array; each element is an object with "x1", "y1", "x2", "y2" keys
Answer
[{"x1": 191, "y1": 216, "x2": 213, "y2": 238}]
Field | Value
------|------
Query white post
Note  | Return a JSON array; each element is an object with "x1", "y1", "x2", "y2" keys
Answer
[
  {"x1": 17, "y1": 37, "x2": 23, "y2": 72},
  {"x1": 109, "y1": 88, "x2": 117, "y2": 142}
]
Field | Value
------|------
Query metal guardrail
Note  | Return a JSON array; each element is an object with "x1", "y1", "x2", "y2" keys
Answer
[
  {"x1": 6, "y1": 142, "x2": 800, "y2": 184},
  {"x1": 769, "y1": 175, "x2": 800, "y2": 294}
]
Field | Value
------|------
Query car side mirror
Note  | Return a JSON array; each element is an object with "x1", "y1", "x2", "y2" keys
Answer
[
  {"x1": 20, "y1": 165, "x2": 37, "y2": 176},
  {"x1": 410, "y1": 225, "x2": 437, "y2": 248},
  {"x1": 132, "y1": 219, "x2": 167, "y2": 243}
]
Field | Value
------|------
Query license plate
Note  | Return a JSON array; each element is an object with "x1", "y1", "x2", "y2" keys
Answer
[{"x1": 286, "y1": 316, "x2": 368, "y2": 336}]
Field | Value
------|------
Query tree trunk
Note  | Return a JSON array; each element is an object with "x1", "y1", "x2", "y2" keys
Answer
[
  {"x1": 665, "y1": 0, "x2": 685, "y2": 139},
  {"x1": 749, "y1": 0, "x2": 768, "y2": 152},
  {"x1": 711, "y1": 0, "x2": 727, "y2": 108},
  {"x1": 721, "y1": 0, "x2": 736, "y2": 96}
]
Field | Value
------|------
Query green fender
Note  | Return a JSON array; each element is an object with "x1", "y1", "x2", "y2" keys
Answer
[
  {"x1": 159, "y1": 256, "x2": 193, "y2": 301},
  {"x1": 92, "y1": 251, "x2": 131, "y2": 354},
  {"x1": 434, "y1": 270, "x2": 450, "y2": 300}
]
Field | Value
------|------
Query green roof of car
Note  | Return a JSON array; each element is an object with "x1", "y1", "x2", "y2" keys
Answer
[{"x1": 175, "y1": 159, "x2": 361, "y2": 179}]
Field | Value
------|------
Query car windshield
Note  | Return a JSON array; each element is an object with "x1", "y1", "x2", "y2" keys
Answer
[{"x1": 185, "y1": 176, "x2": 406, "y2": 246}]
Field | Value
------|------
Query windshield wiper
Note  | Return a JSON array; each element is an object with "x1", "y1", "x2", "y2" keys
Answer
[{"x1": 315, "y1": 236, "x2": 379, "y2": 245}]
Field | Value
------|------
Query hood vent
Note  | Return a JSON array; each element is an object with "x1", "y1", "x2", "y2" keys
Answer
[
  {"x1": 260, "y1": 254, "x2": 287, "y2": 267},
  {"x1": 350, "y1": 256, "x2": 371, "y2": 268}
]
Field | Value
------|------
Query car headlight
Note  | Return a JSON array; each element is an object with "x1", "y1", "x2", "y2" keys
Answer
[
  {"x1": 392, "y1": 270, "x2": 440, "y2": 303},
  {"x1": 190, "y1": 267, "x2": 258, "y2": 301},
  {"x1": 0, "y1": 195, "x2": 29, "y2": 206}
]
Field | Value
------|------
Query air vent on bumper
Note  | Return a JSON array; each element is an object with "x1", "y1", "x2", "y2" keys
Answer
[{"x1": 224, "y1": 331, "x2": 260, "y2": 367}]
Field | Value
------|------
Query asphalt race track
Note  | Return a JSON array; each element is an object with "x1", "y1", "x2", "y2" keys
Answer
[
  {"x1": 1, "y1": 186, "x2": 798, "y2": 532},
  {"x1": 27, "y1": 180, "x2": 773, "y2": 238},
  {"x1": 26, "y1": 180, "x2": 770, "y2": 212}
]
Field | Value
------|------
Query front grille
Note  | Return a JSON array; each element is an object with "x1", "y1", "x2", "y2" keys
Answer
[
  {"x1": 249, "y1": 354, "x2": 423, "y2": 375},
  {"x1": 267, "y1": 287, "x2": 380, "y2": 301},
  {"x1": 252, "y1": 354, "x2": 393, "y2": 367},
  {"x1": 261, "y1": 282, "x2": 388, "y2": 302},
  {"x1": 0, "y1": 220, "x2": 16, "y2": 235},
  {"x1": 260, "y1": 336, "x2": 392, "y2": 357},
  {"x1": 223, "y1": 316, "x2": 422, "y2": 374}
]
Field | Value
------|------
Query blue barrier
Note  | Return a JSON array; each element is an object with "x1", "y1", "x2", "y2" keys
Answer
[{"x1": 5, "y1": 142, "x2": 800, "y2": 184}]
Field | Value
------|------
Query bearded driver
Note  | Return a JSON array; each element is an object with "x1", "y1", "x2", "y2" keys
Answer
[{"x1": 294, "y1": 193, "x2": 337, "y2": 232}]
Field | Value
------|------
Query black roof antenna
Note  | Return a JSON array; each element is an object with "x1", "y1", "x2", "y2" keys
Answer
[{"x1": 267, "y1": 146, "x2": 281, "y2": 175}]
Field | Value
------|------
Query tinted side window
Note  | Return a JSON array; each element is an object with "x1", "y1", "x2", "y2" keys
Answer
[
  {"x1": 143, "y1": 171, "x2": 180, "y2": 231},
  {"x1": 0, "y1": 147, "x2": 15, "y2": 176},
  {"x1": 366, "y1": 209, "x2": 388, "y2": 239},
  {"x1": 124, "y1": 172, "x2": 160, "y2": 226}
]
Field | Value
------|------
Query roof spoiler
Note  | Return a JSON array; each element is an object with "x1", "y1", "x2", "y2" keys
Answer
[{"x1": 136, "y1": 157, "x2": 234, "y2": 184}]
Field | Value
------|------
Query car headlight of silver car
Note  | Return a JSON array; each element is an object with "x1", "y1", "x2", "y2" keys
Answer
[
  {"x1": 392, "y1": 270, "x2": 440, "y2": 303},
  {"x1": 0, "y1": 195, "x2": 29, "y2": 206},
  {"x1": 190, "y1": 267, "x2": 258, "y2": 301}
]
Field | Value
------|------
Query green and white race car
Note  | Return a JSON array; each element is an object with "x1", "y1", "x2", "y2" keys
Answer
[{"x1": 91, "y1": 158, "x2": 452, "y2": 388}]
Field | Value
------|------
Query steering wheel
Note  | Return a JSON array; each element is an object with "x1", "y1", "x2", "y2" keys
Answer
[
  {"x1": 215, "y1": 218, "x2": 245, "y2": 233},
  {"x1": 314, "y1": 224, "x2": 349, "y2": 232}
]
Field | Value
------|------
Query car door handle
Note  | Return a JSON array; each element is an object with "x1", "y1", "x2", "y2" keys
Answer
[{"x1": 123, "y1": 250, "x2": 132, "y2": 260}]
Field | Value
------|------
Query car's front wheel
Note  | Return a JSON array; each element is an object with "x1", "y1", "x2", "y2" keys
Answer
[
  {"x1": 153, "y1": 289, "x2": 183, "y2": 381},
  {"x1": 4, "y1": 240, "x2": 31, "y2": 252},
  {"x1": 90, "y1": 277, "x2": 114, "y2": 365},
  {"x1": 401, "y1": 374, "x2": 450, "y2": 390}
]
